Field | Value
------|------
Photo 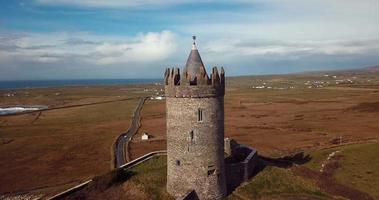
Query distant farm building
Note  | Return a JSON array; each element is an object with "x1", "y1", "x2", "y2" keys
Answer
[
  {"x1": 150, "y1": 96, "x2": 165, "y2": 100},
  {"x1": 141, "y1": 132, "x2": 150, "y2": 140}
]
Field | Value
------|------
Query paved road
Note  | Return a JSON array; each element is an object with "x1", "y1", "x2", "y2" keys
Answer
[{"x1": 115, "y1": 97, "x2": 147, "y2": 168}]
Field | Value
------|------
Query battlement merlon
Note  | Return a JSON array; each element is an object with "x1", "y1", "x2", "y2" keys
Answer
[{"x1": 164, "y1": 66, "x2": 225, "y2": 98}]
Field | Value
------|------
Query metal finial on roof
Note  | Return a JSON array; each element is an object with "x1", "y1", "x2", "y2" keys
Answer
[{"x1": 192, "y1": 35, "x2": 197, "y2": 50}]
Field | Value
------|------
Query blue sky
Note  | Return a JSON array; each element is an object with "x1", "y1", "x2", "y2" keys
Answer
[{"x1": 0, "y1": 0, "x2": 378, "y2": 80}]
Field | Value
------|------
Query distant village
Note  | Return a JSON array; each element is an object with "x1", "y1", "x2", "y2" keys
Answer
[{"x1": 249, "y1": 74, "x2": 371, "y2": 90}]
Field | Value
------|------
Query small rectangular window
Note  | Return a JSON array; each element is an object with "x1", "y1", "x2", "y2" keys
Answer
[
  {"x1": 207, "y1": 165, "x2": 216, "y2": 176},
  {"x1": 198, "y1": 109, "x2": 203, "y2": 122}
]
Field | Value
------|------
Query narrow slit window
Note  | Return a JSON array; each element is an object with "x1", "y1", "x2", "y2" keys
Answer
[
  {"x1": 208, "y1": 169, "x2": 216, "y2": 176},
  {"x1": 198, "y1": 109, "x2": 203, "y2": 122},
  {"x1": 190, "y1": 130, "x2": 194, "y2": 142}
]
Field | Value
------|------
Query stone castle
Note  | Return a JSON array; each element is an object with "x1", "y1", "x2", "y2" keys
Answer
[{"x1": 165, "y1": 36, "x2": 227, "y2": 199}]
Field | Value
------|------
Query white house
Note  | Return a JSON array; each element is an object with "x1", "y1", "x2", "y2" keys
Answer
[{"x1": 141, "y1": 132, "x2": 150, "y2": 140}]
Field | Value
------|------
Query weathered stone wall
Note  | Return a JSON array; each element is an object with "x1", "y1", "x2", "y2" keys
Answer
[{"x1": 166, "y1": 97, "x2": 226, "y2": 200}]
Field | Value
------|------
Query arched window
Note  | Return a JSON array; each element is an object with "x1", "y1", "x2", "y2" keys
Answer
[{"x1": 198, "y1": 108, "x2": 203, "y2": 122}]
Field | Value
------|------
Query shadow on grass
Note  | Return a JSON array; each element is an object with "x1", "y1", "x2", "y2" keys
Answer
[
  {"x1": 259, "y1": 152, "x2": 312, "y2": 168},
  {"x1": 251, "y1": 152, "x2": 312, "y2": 182},
  {"x1": 61, "y1": 168, "x2": 136, "y2": 200},
  {"x1": 249, "y1": 152, "x2": 312, "y2": 183}
]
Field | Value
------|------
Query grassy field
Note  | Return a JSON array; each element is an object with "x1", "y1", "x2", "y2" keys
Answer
[
  {"x1": 61, "y1": 155, "x2": 329, "y2": 200},
  {"x1": 64, "y1": 143, "x2": 379, "y2": 200},
  {"x1": 127, "y1": 156, "x2": 171, "y2": 199},
  {"x1": 304, "y1": 142, "x2": 379, "y2": 199},
  {"x1": 227, "y1": 166, "x2": 330, "y2": 200},
  {"x1": 227, "y1": 142, "x2": 379, "y2": 200},
  {"x1": 224, "y1": 71, "x2": 379, "y2": 156},
  {"x1": 0, "y1": 85, "x2": 160, "y2": 197}
]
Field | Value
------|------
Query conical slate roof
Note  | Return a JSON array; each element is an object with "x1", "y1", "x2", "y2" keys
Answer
[{"x1": 185, "y1": 36, "x2": 208, "y2": 81}]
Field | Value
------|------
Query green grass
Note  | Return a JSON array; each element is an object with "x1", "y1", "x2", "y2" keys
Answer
[
  {"x1": 228, "y1": 166, "x2": 329, "y2": 200},
  {"x1": 127, "y1": 156, "x2": 170, "y2": 200},
  {"x1": 334, "y1": 143, "x2": 379, "y2": 199},
  {"x1": 305, "y1": 142, "x2": 379, "y2": 199},
  {"x1": 75, "y1": 156, "x2": 171, "y2": 200}
]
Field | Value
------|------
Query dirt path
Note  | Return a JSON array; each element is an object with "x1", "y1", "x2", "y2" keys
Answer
[
  {"x1": 114, "y1": 97, "x2": 147, "y2": 168},
  {"x1": 31, "y1": 111, "x2": 42, "y2": 124}
]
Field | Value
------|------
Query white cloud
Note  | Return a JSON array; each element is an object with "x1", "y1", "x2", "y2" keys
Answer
[
  {"x1": 203, "y1": 39, "x2": 379, "y2": 57},
  {"x1": 0, "y1": 30, "x2": 177, "y2": 65},
  {"x1": 94, "y1": 31, "x2": 177, "y2": 65}
]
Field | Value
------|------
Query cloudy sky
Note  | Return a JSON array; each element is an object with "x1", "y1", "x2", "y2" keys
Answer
[{"x1": 0, "y1": 0, "x2": 378, "y2": 80}]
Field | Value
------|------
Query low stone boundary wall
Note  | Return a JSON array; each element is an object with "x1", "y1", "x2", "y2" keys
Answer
[
  {"x1": 225, "y1": 142, "x2": 258, "y2": 193},
  {"x1": 240, "y1": 145, "x2": 258, "y2": 181},
  {"x1": 48, "y1": 150, "x2": 167, "y2": 200},
  {"x1": 119, "y1": 150, "x2": 167, "y2": 169},
  {"x1": 47, "y1": 180, "x2": 92, "y2": 200}
]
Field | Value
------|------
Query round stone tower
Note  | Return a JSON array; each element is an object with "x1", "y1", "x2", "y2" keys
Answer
[{"x1": 165, "y1": 36, "x2": 226, "y2": 200}]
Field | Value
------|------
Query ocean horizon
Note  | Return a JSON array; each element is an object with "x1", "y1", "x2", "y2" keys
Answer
[{"x1": 0, "y1": 79, "x2": 162, "y2": 90}]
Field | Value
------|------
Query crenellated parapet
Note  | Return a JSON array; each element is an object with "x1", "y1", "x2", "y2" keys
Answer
[{"x1": 164, "y1": 66, "x2": 225, "y2": 98}]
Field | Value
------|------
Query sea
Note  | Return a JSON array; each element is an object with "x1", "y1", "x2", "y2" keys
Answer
[{"x1": 0, "y1": 79, "x2": 162, "y2": 90}]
